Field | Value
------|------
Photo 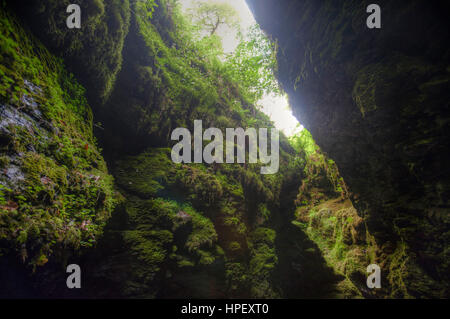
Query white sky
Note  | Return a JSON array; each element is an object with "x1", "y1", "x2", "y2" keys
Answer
[{"x1": 179, "y1": 0, "x2": 303, "y2": 136}]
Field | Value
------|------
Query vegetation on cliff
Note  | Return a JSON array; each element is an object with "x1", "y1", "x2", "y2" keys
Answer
[
  {"x1": 87, "y1": 0, "x2": 303, "y2": 297},
  {"x1": 0, "y1": 7, "x2": 116, "y2": 269},
  {"x1": 1, "y1": 0, "x2": 305, "y2": 298},
  {"x1": 9, "y1": 0, "x2": 131, "y2": 103}
]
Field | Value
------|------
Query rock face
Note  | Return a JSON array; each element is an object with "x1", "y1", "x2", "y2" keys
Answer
[
  {"x1": 247, "y1": 0, "x2": 450, "y2": 297},
  {"x1": 0, "y1": 7, "x2": 116, "y2": 274},
  {"x1": 9, "y1": 0, "x2": 131, "y2": 104}
]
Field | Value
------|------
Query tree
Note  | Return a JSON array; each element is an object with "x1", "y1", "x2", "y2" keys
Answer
[
  {"x1": 189, "y1": 1, "x2": 240, "y2": 36},
  {"x1": 223, "y1": 24, "x2": 280, "y2": 103}
]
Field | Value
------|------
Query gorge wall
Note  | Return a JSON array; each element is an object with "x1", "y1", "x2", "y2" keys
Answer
[
  {"x1": 0, "y1": 0, "x2": 448, "y2": 299},
  {"x1": 247, "y1": 0, "x2": 450, "y2": 298}
]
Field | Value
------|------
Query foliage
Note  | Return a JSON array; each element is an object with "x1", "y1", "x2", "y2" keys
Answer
[
  {"x1": 223, "y1": 24, "x2": 280, "y2": 103},
  {"x1": 188, "y1": 1, "x2": 241, "y2": 36},
  {"x1": 136, "y1": 0, "x2": 158, "y2": 20},
  {"x1": 99, "y1": 1, "x2": 302, "y2": 297},
  {"x1": 289, "y1": 128, "x2": 318, "y2": 156},
  {"x1": 289, "y1": 127, "x2": 348, "y2": 207}
]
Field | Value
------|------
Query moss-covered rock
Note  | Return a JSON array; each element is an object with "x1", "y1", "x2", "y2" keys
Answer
[
  {"x1": 103, "y1": 144, "x2": 287, "y2": 297},
  {"x1": 248, "y1": 227, "x2": 279, "y2": 298},
  {"x1": 8, "y1": 0, "x2": 131, "y2": 103},
  {"x1": 293, "y1": 198, "x2": 374, "y2": 298},
  {"x1": 0, "y1": 8, "x2": 117, "y2": 268},
  {"x1": 248, "y1": 0, "x2": 450, "y2": 298}
]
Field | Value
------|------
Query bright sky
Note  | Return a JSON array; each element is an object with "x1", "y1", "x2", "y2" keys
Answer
[{"x1": 179, "y1": 0, "x2": 303, "y2": 136}]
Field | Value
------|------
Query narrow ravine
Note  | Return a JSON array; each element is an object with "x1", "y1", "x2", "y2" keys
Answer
[{"x1": 0, "y1": 0, "x2": 448, "y2": 299}]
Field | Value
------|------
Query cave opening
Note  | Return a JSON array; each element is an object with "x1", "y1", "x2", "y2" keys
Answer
[{"x1": 179, "y1": 0, "x2": 304, "y2": 137}]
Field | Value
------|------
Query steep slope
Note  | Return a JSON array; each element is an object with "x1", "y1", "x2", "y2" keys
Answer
[{"x1": 247, "y1": 0, "x2": 450, "y2": 298}]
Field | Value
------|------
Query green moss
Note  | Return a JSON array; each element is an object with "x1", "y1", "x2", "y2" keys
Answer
[
  {"x1": 197, "y1": 249, "x2": 216, "y2": 265},
  {"x1": 112, "y1": 195, "x2": 222, "y2": 295},
  {"x1": 294, "y1": 199, "x2": 372, "y2": 298},
  {"x1": 8, "y1": 0, "x2": 131, "y2": 103},
  {"x1": 0, "y1": 156, "x2": 9, "y2": 168},
  {"x1": 250, "y1": 227, "x2": 276, "y2": 245},
  {"x1": 229, "y1": 241, "x2": 241, "y2": 251},
  {"x1": 115, "y1": 148, "x2": 174, "y2": 198},
  {"x1": 0, "y1": 8, "x2": 117, "y2": 267},
  {"x1": 174, "y1": 165, "x2": 223, "y2": 208},
  {"x1": 247, "y1": 227, "x2": 279, "y2": 298},
  {"x1": 123, "y1": 229, "x2": 172, "y2": 273},
  {"x1": 1, "y1": 0, "x2": 328, "y2": 297},
  {"x1": 102, "y1": 3, "x2": 294, "y2": 294},
  {"x1": 185, "y1": 205, "x2": 218, "y2": 253},
  {"x1": 225, "y1": 262, "x2": 248, "y2": 294},
  {"x1": 176, "y1": 257, "x2": 196, "y2": 268},
  {"x1": 385, "y1": 241, "x2": 440, "y2": 299}
]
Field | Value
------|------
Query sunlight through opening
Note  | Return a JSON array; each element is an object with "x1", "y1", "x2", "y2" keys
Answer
[{"x1": 179, "y1": 0, "x2": 303, "y2": 136}]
